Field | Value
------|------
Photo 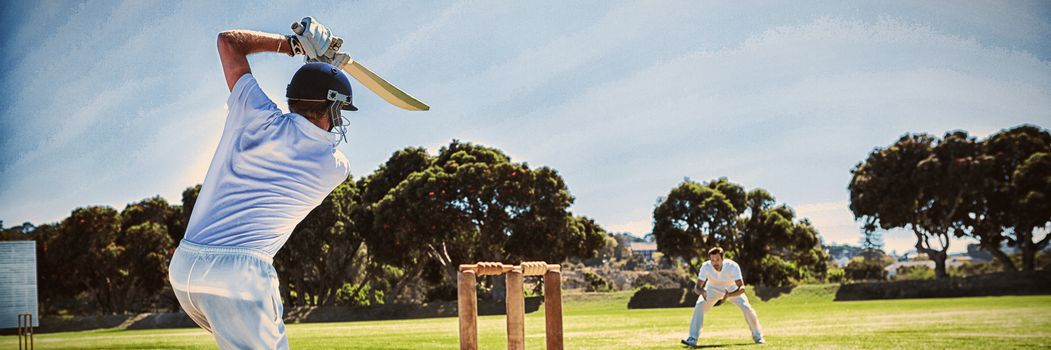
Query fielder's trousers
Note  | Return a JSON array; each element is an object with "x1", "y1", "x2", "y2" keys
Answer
[{"x1": 688, "y1": 286, "x2": 764, "y2": 341}]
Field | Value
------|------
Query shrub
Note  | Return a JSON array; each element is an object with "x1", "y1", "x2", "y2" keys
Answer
[
  {"x1": 624, "y1": 254, "x2": 649, "y2": 270},
  {"x1": 827, "y1": 268, "x2": 845, "y2": 283},
  {"x1": 844, "y1": 257, "x2": 888, "y2": 281},
  {"x1": 426, "y1": 282, "x2": 458, "y2": 302},
  {"x1": 336, "y1": 282, "x2": 384, "y2": 306},
  {"x1": 582, "y1": 271, "x2": 614, "y2": 292},
  {"x1": 632, "y1": 270, "x2": 690, "y2": 289},
  {"x1": 951, "y1": 261, "x2": 1001, "y2": 277},
  {"x1": 755, "y1": 255, "x2": 802, "y2": 287},
  {"x1": 892, "y1": 265, "x2": 934, "y2": 281}
]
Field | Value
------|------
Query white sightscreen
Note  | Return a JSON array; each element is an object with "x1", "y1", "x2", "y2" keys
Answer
[{"x1": 0, "y1": 241, "x2": 38, "y2": 328}]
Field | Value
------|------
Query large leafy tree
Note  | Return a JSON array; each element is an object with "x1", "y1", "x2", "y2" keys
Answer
[
  {"x1": 29, "y1": 201, "x2": 176, "y2": 314},
  {"x1": 55, "y1": 206, "x2": 125, "y2": 313},
  {"x1": 737, "y1": 189, "x2": 828, "y2": 286},
  {"x1": 652, "y1": 180, "x2": 738, "y2": 273},
  {"x1": 921, "y1": 131, "x2": 1018, "y2": 270},
  {"x1": 355, "y1": 147, "x2": 434, "y2": 302},
  {"x1": 31, "y1": 224, "x2": 64, "y2": 313},
  {"x1": 115, "y1": 196, "x2": 178, "y2": 311},
  {"x1": 850, "y1": 134, "x2": 959, "y2": 278},
  {"x1": 175, "y1": 184, "x2": 202, "y2": 243},
  {"x1": 851, "y1": 126, "x2": 1051, "y2": 276},
  {"x1": 981, "y1": 125, "x2": 1051, "y2": 271},
  {"x1": 0, "y1": 223, "x2": 75, "y2": 315},
  {"x1": 114, "y1": 222, "x2": 172, "y2": 312},
  {"x1": 653, "y1": 178, "x2": 827, "y2": 286},
  {"x1": 120, "y1": 196, "x2": 181, "y2": 241},
  {"x1": 274, "y1": 177, "x2": 368, "y2": 306},
  {"x1": 359, "y1": 141, "x2": 604, "y2": 301}
]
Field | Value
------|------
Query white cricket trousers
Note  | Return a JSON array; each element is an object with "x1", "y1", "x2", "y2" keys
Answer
[
  {"x1": 168, "y1": 240, "x2": 288, "y2": 350},
  {"x1": 688, "y1": 286, "x2": 763, "y2": 341}
]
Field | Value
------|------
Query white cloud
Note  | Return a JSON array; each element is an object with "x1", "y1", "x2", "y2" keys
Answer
[
  {"x1": 2, "y1": 3, "x2": 1049, "y2": 236},
  {"x1": 488, "y1": 16, "x2": 1050, "y2": 250},
  {"x1": 368, "y1": 1, "x2": 471, "y2": 73},
  {"x1": 604, "y1": 219, "x2": 652, "y2": 236}
]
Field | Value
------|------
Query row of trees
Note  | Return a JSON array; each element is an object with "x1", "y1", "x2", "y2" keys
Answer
[
  {"x1": 849, "y1": 124, "x2": 1051, "y2": 278},
  {"x1": 0, "y1": 195, "x2": 189, "y2": 314},
  {"x1": 1, "y1": 140, "x2": 606, "y2": 314},
  {"x1": 20, "y1": 122, "x2": 1038, "y2": 313},
  {"x1": 277, "y1": 141, "x2": 607, "y2": 306},
  {"x1": 651, "y1": 178, "x2": 830, "y2": 287}
]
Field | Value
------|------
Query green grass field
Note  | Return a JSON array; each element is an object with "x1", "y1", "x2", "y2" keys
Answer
[{"x1": 4, "y1": 285, "x2": 1050, "y2": 349}]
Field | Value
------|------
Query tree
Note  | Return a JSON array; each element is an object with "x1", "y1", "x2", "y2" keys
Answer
[
  {"x1": 359, "y1": 141, "x2": 604, "y2": 301},
  {"x1": 916, "y1": 131, "x2": 990, "y2": 276},
  {"x1": 736, "y1": 190, "x2": 828, "y2": 286},
  {"x1": 827, "y1": 244, "x2": 864, "y2": 264},
  {"x1": 0, "y1": 223, "x2": 70, "y2": 314},
  {"x1": 652, "y1": 178, "x2": 828, "y2": 286},
  {"x1": 355, "y1": 146, "x2": 435, "y2": 302},
  {"x1": 113, "y1": 222, "x2": 172, "y2": 312},
  {"x1": 55, "y1": 206, "x2": 124, "y2": 313},
  {"x1": 175, "y1": 184, "x2": 202, "y2": 243},
  {"x1": 850, "y1": 133, "x2": 960, "y2": 279},
  {"x1": 116, "y1": 197, "x2": 182, "y2": 311},
  {"x1": 609, "y1": 233, "x2": 636, "y2": 261},
  {"x1": 0, "y1": 221, "x2": 35, "y2": 240},
  {"x1": 120, "y1": 195, "x2": 183, "y2": 248},
  {"x1": 843, "y1": 255, "x2": 890, "y2": 281},
  {"x1": 981, "y1": 125, "x2": 1051, "y2": 271},
  {"x1": 652, "y1": 180, "x2": 737, "y2": 274},
  {"x1": 859, "y1": 229, "x2": 884, "y2": 251},
  {"x1": 31, "y1": 224, "x2": 65, "y2": 313},
  {"x1": 274, "y1": 177, "x2": 368, "y2": 306},
  {"x1": 852, "y1": 126, "x2": 1051, "y2": 276}
]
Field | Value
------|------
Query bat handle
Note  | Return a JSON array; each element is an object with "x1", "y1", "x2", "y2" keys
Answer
[{"x1": 291, "y1": 21, "x2": 305, "y2": 35}]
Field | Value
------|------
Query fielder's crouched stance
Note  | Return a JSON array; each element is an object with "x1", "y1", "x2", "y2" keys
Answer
[
  {"x1": 682, "y1": 247, "x2": 765, "y2": 347},
  {"x1": 168, "y1": 17, "x2": 354, "y2": 349}
]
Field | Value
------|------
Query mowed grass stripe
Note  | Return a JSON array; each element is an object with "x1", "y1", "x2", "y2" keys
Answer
[{"x1": 2, "y1": 288, "x2": 1049, "y2": 349}]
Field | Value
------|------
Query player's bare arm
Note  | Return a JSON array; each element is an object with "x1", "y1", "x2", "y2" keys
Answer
[
  {"x1": 723, "y1": 279, "x2": 746, "y2": 299},
  {"x1": 217, "y1": 30, "x2": 293, "y2": 91},
  {"x1": 694, "y1": 279, "x2": 707, "y2": 298}
]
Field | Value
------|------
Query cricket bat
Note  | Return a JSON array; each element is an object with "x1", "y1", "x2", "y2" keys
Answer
[
  {"x1": 292, "y1": 21, "x2": 430, "y2": 111},
  {"x1": 339, "y1": 58, "x2": 430, "y2": 111}
]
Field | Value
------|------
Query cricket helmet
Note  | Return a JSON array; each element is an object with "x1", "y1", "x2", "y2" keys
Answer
[{"x1": 286, "y1": 62, "x2": 358, "y2": 111}]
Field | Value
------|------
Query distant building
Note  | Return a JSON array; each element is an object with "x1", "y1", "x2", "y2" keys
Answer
[{"x1": 630, "y1": 242, "x2": 658, "y2": 261}]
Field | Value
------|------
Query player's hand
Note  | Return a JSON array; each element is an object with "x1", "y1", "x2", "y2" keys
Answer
[
  {"x1": 692, "y1": 285, "x2": 703, "y2": 296},
  {"x1": 322, "y1": 52, "x2": 351, "y2": 68},
  {"x1": 291, "y1": 16, "x2": 338, "y2": 60}
]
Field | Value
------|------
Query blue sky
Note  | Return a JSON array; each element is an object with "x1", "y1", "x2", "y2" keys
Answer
[{"x1": 1, "y1": 1, "x2": 1049, "y2": 254}]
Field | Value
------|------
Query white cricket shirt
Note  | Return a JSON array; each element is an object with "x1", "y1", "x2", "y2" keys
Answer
[
  {"x1": 697, "y1": 259, "x2": 743, "y2": 288},
  {"x1": 183, "y1": 74, "x2": 350, "y2": 257}
]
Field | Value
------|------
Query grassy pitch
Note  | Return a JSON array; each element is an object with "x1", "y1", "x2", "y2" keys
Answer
[{"x1": 3, "y1": 285, "x2": 1050, "y2": 349}]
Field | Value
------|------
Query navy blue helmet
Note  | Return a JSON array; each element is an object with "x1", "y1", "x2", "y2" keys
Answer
[{"x1": 286, "y1": 62, "x2": 358, "y2": 111}]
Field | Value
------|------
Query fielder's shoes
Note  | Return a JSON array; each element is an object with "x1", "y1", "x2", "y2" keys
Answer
[
  {"x1": 680, "y1": 337, "x2": 698, "y2": 347},
  {"x1": 753, "y1": 334, "x2": 765, "y2": 344}
]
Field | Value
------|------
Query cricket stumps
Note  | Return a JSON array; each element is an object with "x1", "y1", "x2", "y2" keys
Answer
[
  {"x1": 457, "y1": 262, "x2": 563, "y2": 350},
  {"x1": 18, "y1": 313, "x2": 34, "y2": 350}
]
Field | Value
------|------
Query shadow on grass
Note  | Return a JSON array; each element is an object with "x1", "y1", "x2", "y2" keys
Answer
[
  {"x1": 685, "y1": 342, "x2": 759, "y2": 348},
  {"x1": 755, "y1": 284, "x2": 796, "y2": 301}
]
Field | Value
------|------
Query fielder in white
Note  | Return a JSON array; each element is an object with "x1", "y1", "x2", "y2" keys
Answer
[
  {"x1": 168, "y1": 17, "x2": 355, "y2": 349},
  {"x1": 681, "y1": 247, "x2": 765, "y2": 347}
]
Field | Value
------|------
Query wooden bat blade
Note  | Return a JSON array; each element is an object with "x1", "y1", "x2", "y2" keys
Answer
[{"x1": 341, "y1": 59, "x2": 430, "y2": 111}]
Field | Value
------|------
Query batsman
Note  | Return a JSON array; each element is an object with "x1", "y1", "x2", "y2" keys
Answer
[{"x1": 168, "y1": 17, "x2": 356, "y2": 349}]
